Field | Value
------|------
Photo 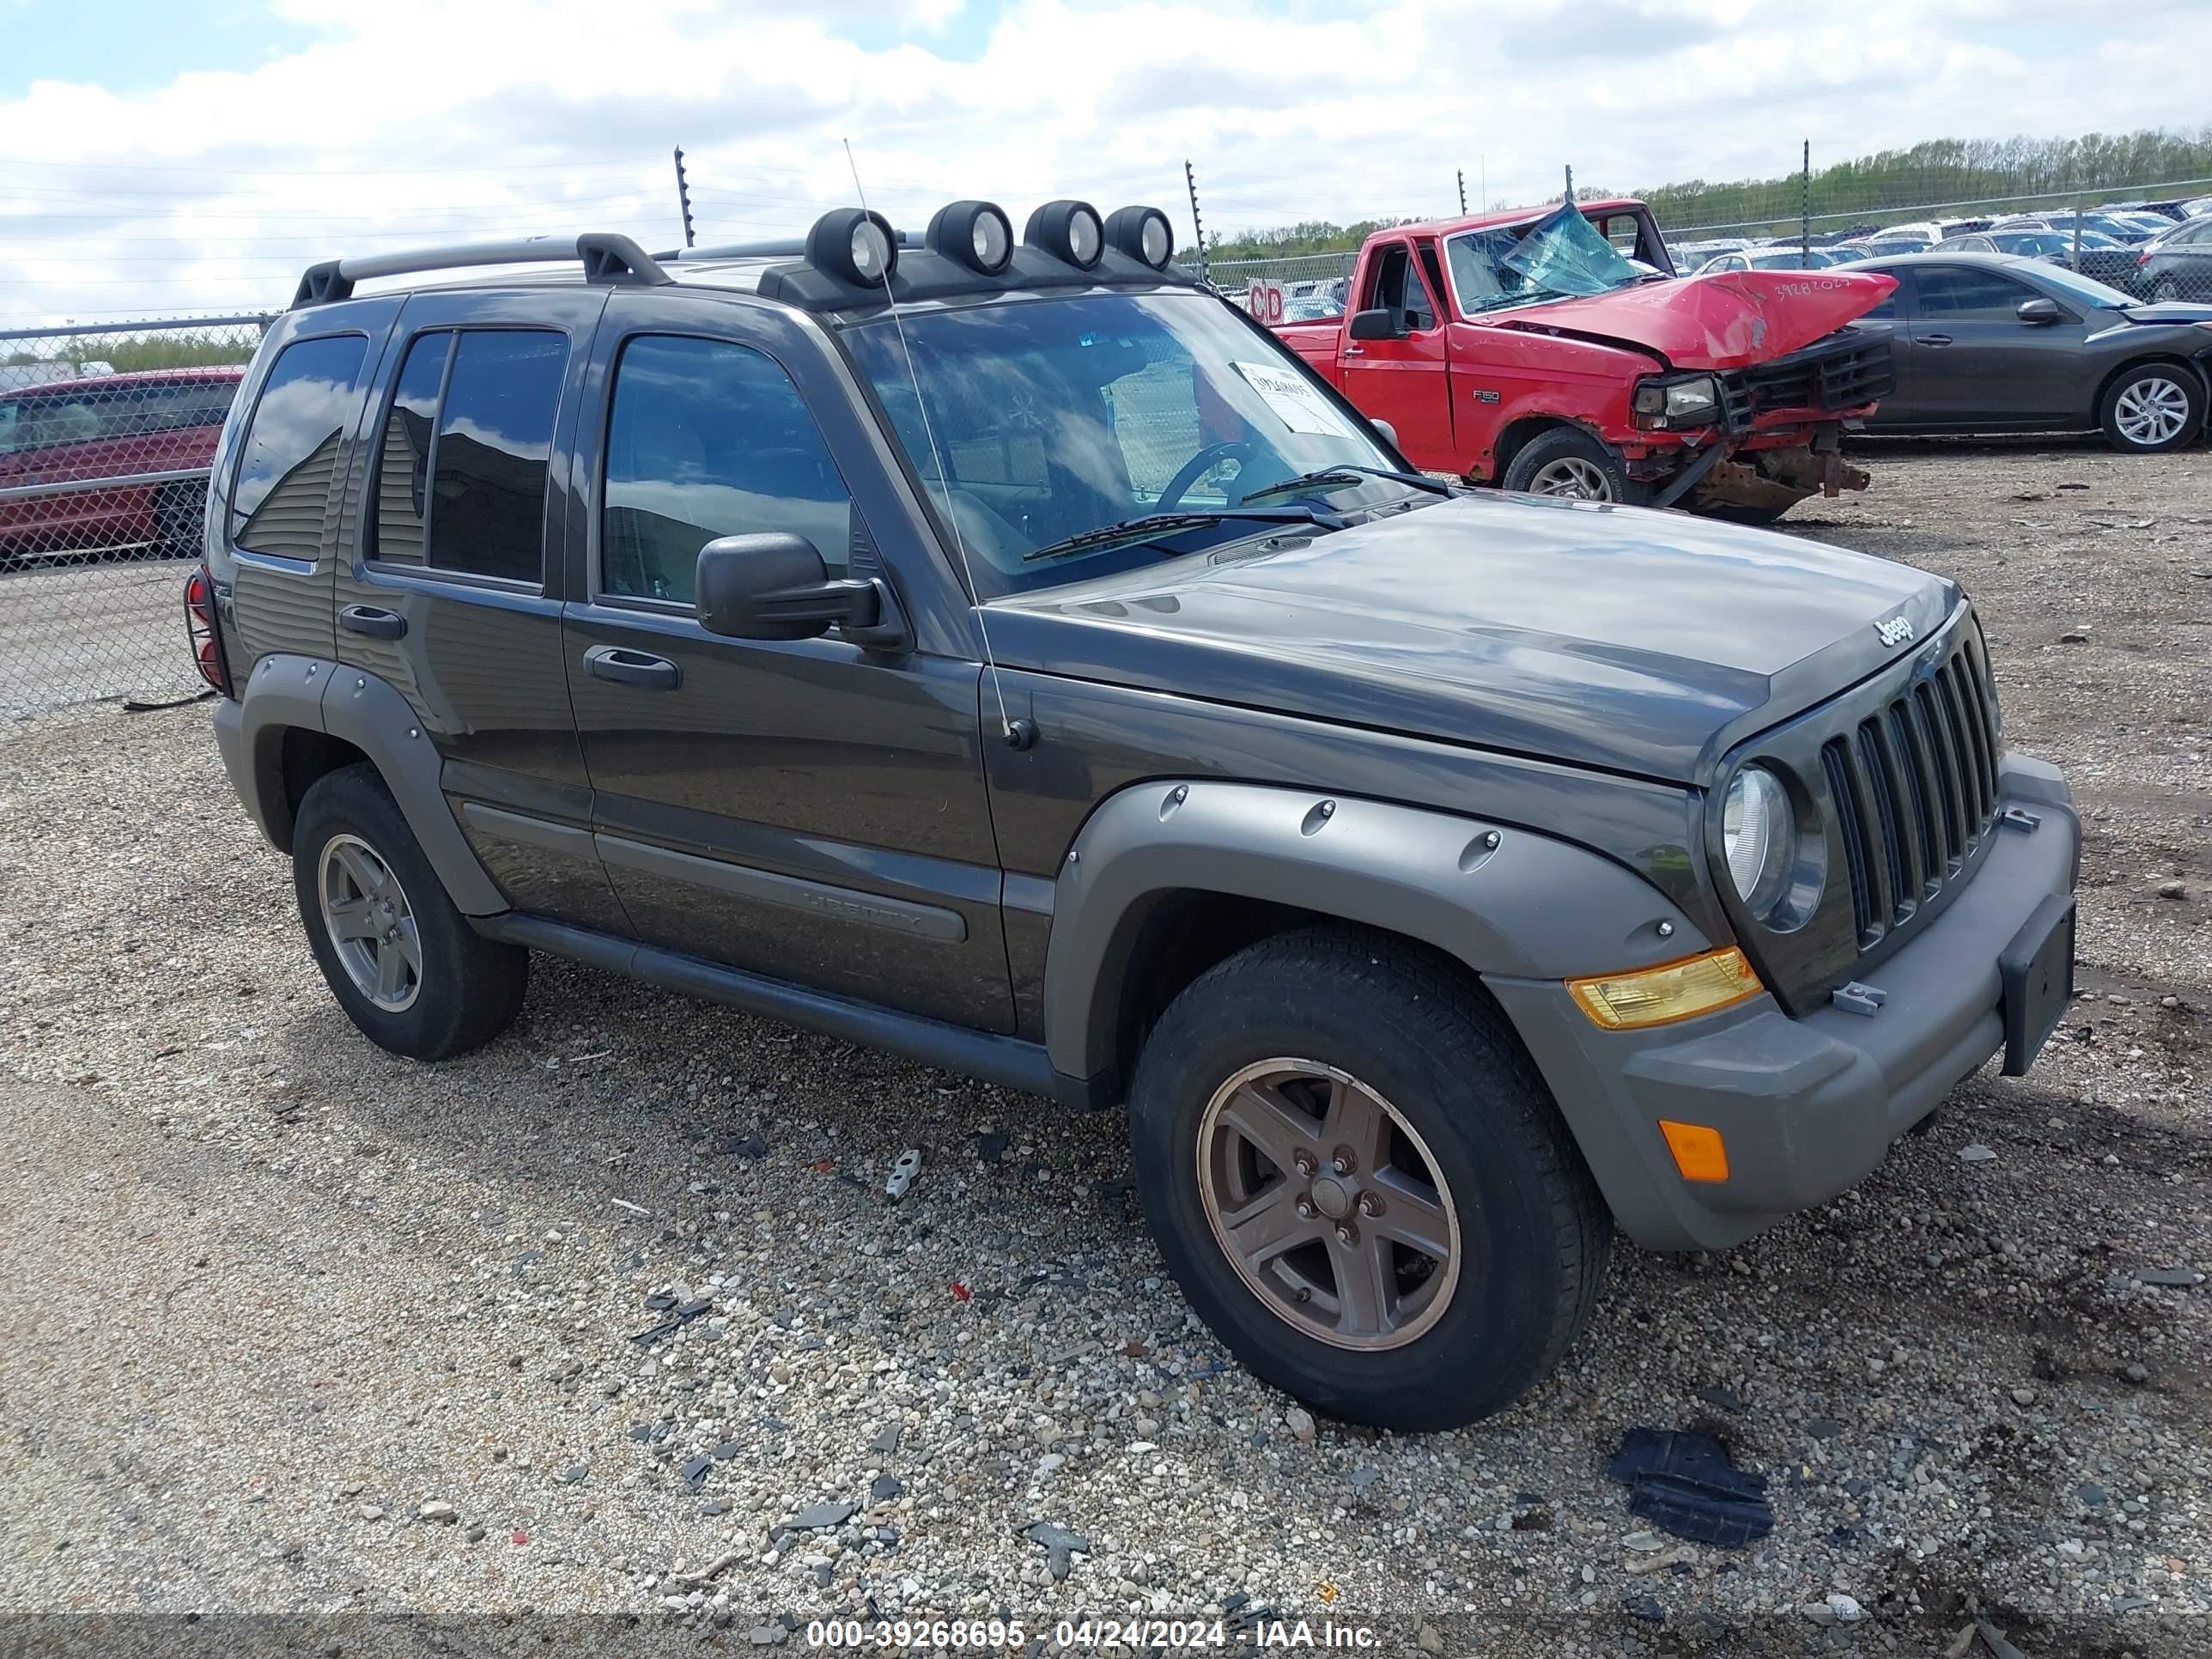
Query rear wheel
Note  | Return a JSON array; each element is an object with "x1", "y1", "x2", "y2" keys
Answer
[
  {"x1": 1499, "y1": 427, "x2": 1638, "y2": 504},
  {"x1": 2151, "y1": 276, "x2": 2181, "y2": 303},
  {"x1": 2100, "y1": 364, "x2": 2203, "y2": 453},
  {"x1": 153, "y1": 482, "x2": 206, "y2": 558},
  {"x1": 292, "y1": 763, "x2": 527, "y2": 1060},
  {"x1": 1127, "y1": 928, "x2": 1609, "y2": 1431}
]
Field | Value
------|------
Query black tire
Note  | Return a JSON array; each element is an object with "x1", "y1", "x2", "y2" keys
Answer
[
  {"x1": 292, "y1": 763, "x2": 527, "y2": 1060},
  {"x1": 1127, "y1": 927, "x2": 1610, "y2": 1431},
  {"x1": 1498, "y1": 426, "x2": 1640, "y2": 504},
  {"x1": 2151, "y1": 276, "x2": 2180, "y2": 303},
  {"x1": 2099, "y1": 362, "x2": 2204, "y2": 453},
  {"x1": 153, "y1": 482, "x2": 206, "y2": 558}
]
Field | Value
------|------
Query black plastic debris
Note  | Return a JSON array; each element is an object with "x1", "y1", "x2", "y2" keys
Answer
[{"x1": 1607, "y1": 1428, "x2": 1773, "y2": 1547}]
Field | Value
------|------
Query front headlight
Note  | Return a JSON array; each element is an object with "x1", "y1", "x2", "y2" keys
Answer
[
  {"x1": 1723, "y1": 765, "x2": 1795, "y2": 917},
  {"x1": 1631, "y1": 374, "x2": 1722, "y2": 428}
]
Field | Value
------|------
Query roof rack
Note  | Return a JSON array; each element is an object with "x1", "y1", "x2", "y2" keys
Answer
[
  {"x1": 291, "y1": 233, "x2": 672, "y2": 309},
  {"x1": 658, "y1": 229, "x2": 921, "y2": 263}
]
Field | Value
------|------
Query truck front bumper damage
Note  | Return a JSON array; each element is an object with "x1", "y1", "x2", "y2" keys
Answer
[{"x1": 1487, "y1": 752, "x2": 2080, "y2": 1253}]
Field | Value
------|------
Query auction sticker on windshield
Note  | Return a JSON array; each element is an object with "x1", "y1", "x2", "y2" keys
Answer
[{"x1": 1233, "y1": 360, "x2": 1360, "y2": 437}]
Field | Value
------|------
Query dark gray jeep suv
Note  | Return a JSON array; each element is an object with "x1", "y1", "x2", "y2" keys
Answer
[{"x1": 190, "y1": 201, "x2": 2081, "y2": 1431}]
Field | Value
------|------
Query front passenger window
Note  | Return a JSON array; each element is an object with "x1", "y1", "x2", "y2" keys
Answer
[{"x1": 601, "y1": 335, "x2": 853, "y2": 605}]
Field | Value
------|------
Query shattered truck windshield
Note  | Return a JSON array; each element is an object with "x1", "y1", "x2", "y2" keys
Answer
[{"x1": 1446, "y1": 203, "x2": 1651, "y2": 315}]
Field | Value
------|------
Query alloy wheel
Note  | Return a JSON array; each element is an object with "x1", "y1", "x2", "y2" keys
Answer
[
  {"x1": 1195, "y1": 1059, "x2": 1462, "y2": 1352},
  {"x1": 1525, "y1": 457, "x2": 1617, "y2": 500},
  {"x1": 2112, "y1": 375, "x2": 2191, "y2": 447},
  {"x1": 318, "y1": 833, "x2": 422, "y2": 1012}
]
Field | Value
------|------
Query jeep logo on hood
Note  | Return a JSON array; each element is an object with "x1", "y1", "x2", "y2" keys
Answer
[{"x1": 1875, "y1": 615, "x2": 1916, "y2": 647}]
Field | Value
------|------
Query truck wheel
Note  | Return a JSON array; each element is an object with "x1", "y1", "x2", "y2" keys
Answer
[
  {"x1": 292, "y1": 763, "x2": 527, "y2": 1060},
  {"x1": 2100, "y1": 364, "x2": 2202, "y2": 453},
  {"x1": 153, "y1": 482, "x2": 206, "y2": 558},
  {"x1": 1499, "y1": 427, "x2": 1638, "y2": 503},
  {"x1": 1127, "y1": 927, "x2": 1609, "y2": 1431}
]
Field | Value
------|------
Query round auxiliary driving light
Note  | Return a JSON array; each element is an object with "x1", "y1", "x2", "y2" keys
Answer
[
  {"x1": 1024, "y1": 199, "x2": 1104, "y2": 269},
  {"x1": 1105, "y1": 205, "x2": 1175, "y2": 270},
  {"x1": 806, "y1": 208, "x2": 897, "y2": 287},
  {"x1": 926, "y1": 200, "x2": 1014, "y2": 275}
]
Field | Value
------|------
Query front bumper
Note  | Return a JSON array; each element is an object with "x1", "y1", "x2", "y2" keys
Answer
[{"x1": 1489, "y1": 751, "x2": 2080, "y2": 1251}]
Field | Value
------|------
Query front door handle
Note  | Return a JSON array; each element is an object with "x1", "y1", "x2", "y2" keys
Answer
[
  {"x1": 337, "y1": 604, "x2": 406, "y2": 640},
  {"x1": 584, "y1": 643, "x2": 681, "y2": 690},
  {"x1": 1919, "y1": 333, "x2": 1954, "y2": 346},
  {"x1": 1344, "y1": 345, "x2": 1366, "y2": 356}
]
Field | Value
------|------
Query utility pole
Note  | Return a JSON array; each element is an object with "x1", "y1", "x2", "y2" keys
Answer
[
  {"x1": 1564, "y1": 163, "x2": 1574, "y2": 204},
  {"x1": 672, "y1": 147, "x2": 696, "y2": 249},
  {"x1": 1480, "y1": 155, "x2": 1486, "y2": 212},
  {"x1": 1184, "y1": 160, "x2": 1210, "y2": 284},
  {"x1": 1457, "y1": 169, "x2": 1468, "y2": 216},
  {"x1": 1801, "y1": 139, "x2": 1812, "y2": 268}
]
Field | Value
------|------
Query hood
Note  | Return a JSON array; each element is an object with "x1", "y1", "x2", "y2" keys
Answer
[
  {"x1": 989, "y1": 493, "x2": 1956, "y2": 785},
  {"x1": 1489, "y1": 270, "x2": 1899, "y2": 369},
  {"x1": 2118, "y1": 301, "x2": 2212, "y2": 327}
]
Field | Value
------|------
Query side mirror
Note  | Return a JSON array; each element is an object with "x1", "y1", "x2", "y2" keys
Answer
[
  {"x1": 1347, "y1": 307, "x2": 1401, "y2": 342},
  {"x1": 695, "y1": 533, "x2": 881, "y2": 641},
  {"x1": 2017, "y1": 297, "x2": 2063, "y2": 325},
  {"x1": 1370, "y1": 419, "x2": 1400, "y2": 450}
]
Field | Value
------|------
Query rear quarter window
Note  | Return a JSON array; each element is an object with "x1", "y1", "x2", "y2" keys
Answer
[{"x1": 232, "y1": 335, "x2": 368, "y2": 558}]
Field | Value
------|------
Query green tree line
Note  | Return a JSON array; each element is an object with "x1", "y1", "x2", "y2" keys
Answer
[
  {"x1": 1178, "y1": 126, "x2": 2212, "y2": 261},
  {"x1": 3, "y1": 336, "x2": 261, "y2": 374}
]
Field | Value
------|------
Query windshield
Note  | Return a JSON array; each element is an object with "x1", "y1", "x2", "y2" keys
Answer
[
  {"x1": 1445, "y1": 202, "x2": 1646, "y2": 315},
  {"x1": 843, "y1": 291, "x2": 1408, "y2": 596},
  {"x1": 2028, "y1": 264, "x2": 2136, "y2": 308}
]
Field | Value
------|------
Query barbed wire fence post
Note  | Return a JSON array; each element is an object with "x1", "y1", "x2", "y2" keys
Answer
[
  {"x1": 1801, "y1": 139, "x2": 1812, "y2": 268},
  {"x1": 1184, "y1": 161, "x2": 1210, "y2": 286}
]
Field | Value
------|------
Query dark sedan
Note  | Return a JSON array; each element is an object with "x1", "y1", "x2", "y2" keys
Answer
[
  {"x1": 2135, "y1": 216, "x2": 2212, "y2": 303},
  {"x1": 1933, "y1": 229, "x2": 2142, "y2": 293},
  {"x1": 1846, "y1": 253, "x2": 2212, "y2": 452}
]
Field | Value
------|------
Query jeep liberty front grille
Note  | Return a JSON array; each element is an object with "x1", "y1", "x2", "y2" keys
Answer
[{"x1": 1819, "y1": 631, "x2": 2002, "y2": 946}]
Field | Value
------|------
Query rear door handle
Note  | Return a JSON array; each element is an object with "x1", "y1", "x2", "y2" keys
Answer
[
  {"x1": 337, "y1": 604, "x2": 406, "y2": 640},
  {"x1": 584, "y1": 643, "x2": 681, "y2": 690},
  {"x1": 1919, "y1": 333, "x2": 1953, "y2": 346}
]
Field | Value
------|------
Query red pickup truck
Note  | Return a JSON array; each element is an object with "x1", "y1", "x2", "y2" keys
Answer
[{"x1": 1270, "y1": 199, "x2": 1898, "y2": 521}]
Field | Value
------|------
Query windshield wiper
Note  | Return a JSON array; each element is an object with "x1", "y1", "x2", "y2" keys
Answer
[
  {"x1": 1238, "y1": 464, "x2": 1456, "y2": 504},
  {"x1": 1019, "y1": 506, "x2": 1346, "y2": 565}
]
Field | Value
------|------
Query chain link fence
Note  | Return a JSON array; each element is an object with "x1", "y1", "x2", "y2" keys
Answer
[{"x1": 1, "y1": 315, "x2": 267, "y2": 732}]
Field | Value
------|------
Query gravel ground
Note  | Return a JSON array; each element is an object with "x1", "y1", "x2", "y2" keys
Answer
[{"x1": 1, "y1": 442, "x2": 2206, "y2": 1657}]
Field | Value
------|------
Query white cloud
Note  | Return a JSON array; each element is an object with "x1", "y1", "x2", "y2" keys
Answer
[{"x1": 1, "y1": 0, "x2": 2209, "y2": 321}]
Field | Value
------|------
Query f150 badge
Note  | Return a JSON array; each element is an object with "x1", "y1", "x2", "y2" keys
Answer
[{"x1": 1875, "y1": 616, "x2": 1915, "y2": 647}]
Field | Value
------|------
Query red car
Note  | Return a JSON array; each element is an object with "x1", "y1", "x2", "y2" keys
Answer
[
  {"x1": 1271, "y1": 199, "x2": 1897, "y2": 521},
  {"x1": 0, "y1": 367, "x2": 242, "y2": 563}
]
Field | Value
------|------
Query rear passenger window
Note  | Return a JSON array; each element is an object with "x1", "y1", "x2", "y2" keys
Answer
[
  {"x1": 370, "y1": 329, "x2": 566, "y2": 583},
  {"x1": 232, "y1": 334, "x2": 368, "y2": 559},
  {"x1": 600, "y1": 336, "x2": 851, "y2": 604}
]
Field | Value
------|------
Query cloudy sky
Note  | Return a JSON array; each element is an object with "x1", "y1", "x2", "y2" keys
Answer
[{"x1": 3, "y1": 0, "x2": 2209, "y2": 324}]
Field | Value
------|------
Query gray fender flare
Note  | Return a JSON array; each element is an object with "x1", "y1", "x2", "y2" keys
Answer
[
  {"x1": 222, "y1": 653, "x2": 507, "y2": 916},
  {"x1": 1041, "y1": 779, "x2": 1711, "y2": 1081}
]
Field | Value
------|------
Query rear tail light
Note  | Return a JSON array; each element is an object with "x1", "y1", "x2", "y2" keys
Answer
[
  {"x1": 184, "y1": 563, "x2": 233, "y2": 696},
  {"x1": 2138, "y1": 250, "x2": 2153, "y2": 266}
]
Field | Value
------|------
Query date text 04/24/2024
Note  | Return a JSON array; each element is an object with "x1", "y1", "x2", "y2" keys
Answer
[{"x1": 803, "y1": 1619, "x2": 1381, "y2": 1650}]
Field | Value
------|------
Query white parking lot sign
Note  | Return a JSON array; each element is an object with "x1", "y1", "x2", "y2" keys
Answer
[{"x1": 1245, "y1": 280, "x2": 1285, "y2": 325}]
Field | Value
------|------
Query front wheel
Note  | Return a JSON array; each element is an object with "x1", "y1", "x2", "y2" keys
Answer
[
  {"x1": 2100, "y1": 364, "x2": 2203, "y2": 453},
  {"x1": 1127, "y1": 928, "x2": 1610, "y2": 1431},
  {"x1": 1499, "y1": 426, "x2": 1638, "y2": 504}
]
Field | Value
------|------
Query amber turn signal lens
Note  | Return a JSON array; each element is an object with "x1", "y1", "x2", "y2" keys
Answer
[
  {"x1": 1659, "y1": 1120, "x2": 1730, "y2": 1182},
  {"x1": 1566, "y1": 946, "x2": 1763, "y2": 1030}
]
